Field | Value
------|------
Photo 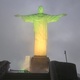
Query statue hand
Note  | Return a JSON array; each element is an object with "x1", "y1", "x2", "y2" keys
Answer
[
  {"x1": 15, "y1": 14, "x2": 21, "y2": 17},
  {"x1": 59, "y1": 14, "x2": 67, "y2": 17},
  {"x1": 62, "y1": 14, "x2": 67, "y2": 16}
]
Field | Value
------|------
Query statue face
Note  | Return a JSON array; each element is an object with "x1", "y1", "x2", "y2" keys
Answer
[{"x1": 38, "y1": 6, "x2": 44, "y2": 13}]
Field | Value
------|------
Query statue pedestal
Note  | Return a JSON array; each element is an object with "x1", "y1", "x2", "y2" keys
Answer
[{"x1": 30, "y1": 56, "x2": 50, "y2": 73}]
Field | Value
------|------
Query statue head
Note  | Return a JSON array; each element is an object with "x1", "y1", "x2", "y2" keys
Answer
[{"x1": 38, "y1": 6, "x2": 44, "y2": 13}]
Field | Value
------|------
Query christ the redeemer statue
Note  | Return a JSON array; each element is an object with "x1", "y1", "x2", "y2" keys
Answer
[{"x1": 15, "y1": 6, "x2": 66, "y2": 56}]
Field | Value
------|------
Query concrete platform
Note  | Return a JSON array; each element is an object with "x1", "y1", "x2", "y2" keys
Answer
[{"x1": 30, "y1": 56, "x2": 50, "y2": 73}]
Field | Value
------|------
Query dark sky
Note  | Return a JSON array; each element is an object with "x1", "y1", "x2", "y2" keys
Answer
[{"x1": 0, "y1": 0, "x2": 80, "y2": 73}]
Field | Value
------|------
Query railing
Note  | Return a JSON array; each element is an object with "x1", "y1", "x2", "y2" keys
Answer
[{"x1": 3, "y1": 73, "x2": 50, "y2": 80}]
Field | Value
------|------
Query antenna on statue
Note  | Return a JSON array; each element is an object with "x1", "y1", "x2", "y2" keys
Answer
[{"x1": 64, "y1": 50, "x2": 67, "y2": 63}]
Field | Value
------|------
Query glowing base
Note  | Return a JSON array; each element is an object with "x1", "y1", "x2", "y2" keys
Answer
[{"x1": 30, "y1": 56, "x2": 50, "y2": 73}]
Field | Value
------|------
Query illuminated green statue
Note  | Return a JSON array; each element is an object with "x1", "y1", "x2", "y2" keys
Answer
[{"x1": 15, "y1": 6, "x2": 67, "y2": 56}]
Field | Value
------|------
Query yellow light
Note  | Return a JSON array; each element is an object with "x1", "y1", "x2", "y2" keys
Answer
[
  {"x1": 34, "y1": 25, "x2": 47, "y2": 56},
  {"x1": 15, "y1": 6, "x2": 66, "y2": 56},
  {"x1": 21, "y1": 56, "x2": 31, "y2": 71}
]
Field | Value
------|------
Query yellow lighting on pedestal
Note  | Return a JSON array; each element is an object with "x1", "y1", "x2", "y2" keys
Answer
[{"x1": 21, "y1": 56, "x2": 31, "y2": 71}]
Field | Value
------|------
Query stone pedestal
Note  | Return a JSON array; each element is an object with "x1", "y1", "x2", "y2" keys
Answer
[{"x1": 30, "y1": 56, "x2": 50, "y2": 73}]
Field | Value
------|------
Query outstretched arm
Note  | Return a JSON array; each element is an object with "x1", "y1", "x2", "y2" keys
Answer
[
  {"x1": 47, "y1": 14, "x2": 67, "y2": 23},
  {"x1": 15, "y1": 14, "x2": 33, "y2": 22}
]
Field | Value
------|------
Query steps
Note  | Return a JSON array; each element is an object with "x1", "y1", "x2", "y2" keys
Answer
[{"x1": 2, "y1": 73, "x2": 50, "y2": 80}]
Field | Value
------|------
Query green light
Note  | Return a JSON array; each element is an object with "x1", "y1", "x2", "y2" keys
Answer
[{"x1": 15, "y1": 6, "x2": 67, "y2": 56}]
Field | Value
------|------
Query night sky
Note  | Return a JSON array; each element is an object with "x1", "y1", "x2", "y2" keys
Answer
[{"x1": 0, "y1": 0, "x2": 80, "y2": 73}]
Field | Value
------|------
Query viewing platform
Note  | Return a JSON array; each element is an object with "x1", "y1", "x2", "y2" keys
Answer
[{"x1": 0, "y1": 60, "x2": 79, "y2": 80}]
